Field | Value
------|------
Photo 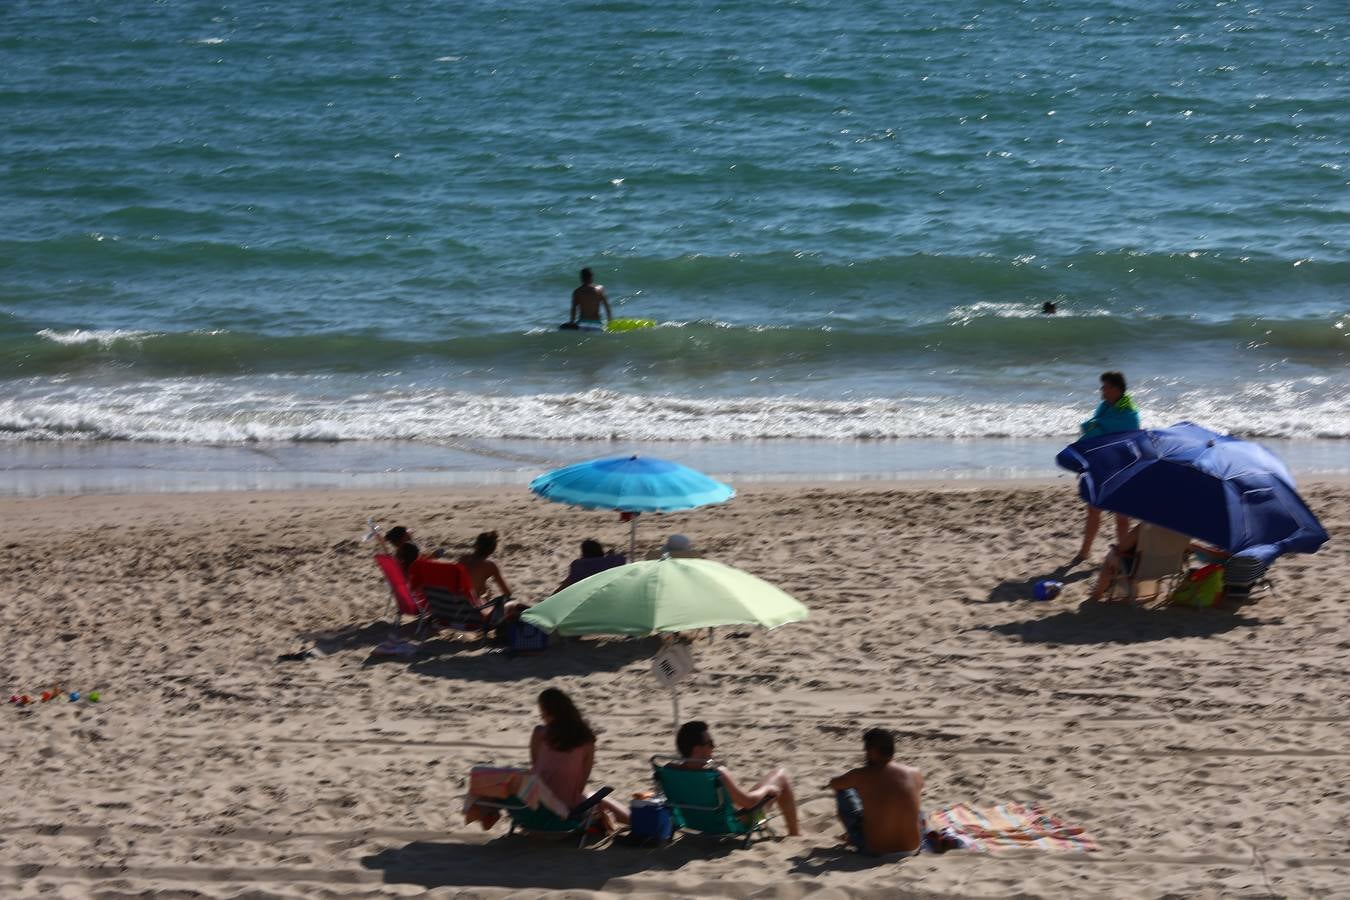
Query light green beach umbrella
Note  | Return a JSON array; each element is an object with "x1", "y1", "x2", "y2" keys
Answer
[{"x1": 521, "y1": 558, "x2": 809, "y2": 636}]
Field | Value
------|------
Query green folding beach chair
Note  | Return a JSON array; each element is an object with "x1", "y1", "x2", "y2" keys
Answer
[
  {"x1": 650, "y1": 757, "x2": 774, "y2": 847},
  {"x1": 476, "y1": 786, "x2": 613, "y2": 848}
]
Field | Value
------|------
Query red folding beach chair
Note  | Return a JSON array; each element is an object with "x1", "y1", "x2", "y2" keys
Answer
[
  {"x1": 408, "y1": 558, "x2": 506, "y2": 640},
  {"x1": 408, "y1": 557, "x2": 474, "y2": 598},
  {"x1": 374, "y1": 553, "x2": 429, "y2": 636}
]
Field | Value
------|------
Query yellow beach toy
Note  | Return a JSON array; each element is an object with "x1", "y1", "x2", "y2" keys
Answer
[{"x1": 606, "y1": 318, "x2": 657, "y2": 332}]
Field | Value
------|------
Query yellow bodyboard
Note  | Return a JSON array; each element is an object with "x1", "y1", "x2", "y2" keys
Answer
[{"x1": 606, "y1": 318, "x2": 656, "y2": 332}]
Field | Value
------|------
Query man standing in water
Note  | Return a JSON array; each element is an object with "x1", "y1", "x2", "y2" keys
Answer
[{"x1": 565, "y1": 268, "x2": 612, "y2": 331}]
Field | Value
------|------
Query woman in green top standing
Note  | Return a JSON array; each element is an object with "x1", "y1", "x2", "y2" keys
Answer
[{"x1": 1073, "y1": 371, "x2": 1141, "y2": 565}]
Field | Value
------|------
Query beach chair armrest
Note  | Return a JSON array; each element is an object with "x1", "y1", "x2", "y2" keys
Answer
[
  {"x1": 567, "y1": 785, "x2": 614, "y2": 821},
  {"x1": 651, "y1": 754, "x2": 725, "y2": 769},
  {"x1": 473, "y1": 797, "x2": 527, "y2": 812},
  {"x1": 742, "y1": 792, "x2": 775, "y2": 815}
]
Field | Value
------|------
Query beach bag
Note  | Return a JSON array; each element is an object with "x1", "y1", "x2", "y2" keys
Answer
[
  {"x1": 1168, "y1": 564, "x2": 1225, "y2": 608},
  {"x1": 630, "y1": 800, "x2": 674, "y2": 841},
  {"x1": 506, "y1": 620, "x2": 549, "y2": 653}
]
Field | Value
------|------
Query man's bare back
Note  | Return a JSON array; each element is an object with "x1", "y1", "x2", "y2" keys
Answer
[
  {"x1": 571, "y1": 284, "x2": 610, "y2": 322},
  {"x1": 457, "y1": 553, "x2": 506, "y2": 600},
  {"x1": 570, "y1": 268, "x2": 612, "y2": 325},
  {"x1": 831, "y1": 761, "x2": 924, "y2": 854},
  {"x1": 456, "y1": 532, "x2": 509, "y2": 602}
]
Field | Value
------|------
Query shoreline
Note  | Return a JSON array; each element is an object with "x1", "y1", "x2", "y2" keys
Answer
[
  {"x1": 3, "y1": 435, "x2": 1347, "y2": 497},
  {"x1": 7, "y1": 473, "x2": 1350, "y2": 510}
]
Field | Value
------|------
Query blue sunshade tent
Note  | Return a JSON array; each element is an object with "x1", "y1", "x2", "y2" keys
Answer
[
  {"x1": 1056, "y1": 422, "x2": 1328, "y2": 565},
  {"x1": 529, "y1": 455, "x2": 735, "y2": 555}
]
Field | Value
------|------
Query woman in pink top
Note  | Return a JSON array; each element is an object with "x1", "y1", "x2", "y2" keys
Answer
[{"x1": 531, "y1": 688, "x2": 629, "y2": 826}]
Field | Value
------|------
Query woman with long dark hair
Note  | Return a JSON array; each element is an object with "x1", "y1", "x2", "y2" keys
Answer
[{"x1": 530, "y1": 687, "x2": 629, "y2": 825}]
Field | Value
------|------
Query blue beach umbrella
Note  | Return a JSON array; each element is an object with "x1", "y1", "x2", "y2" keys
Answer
[
  {"x1": 529, "y1": 454, "x2": 735, "y2": 556},
  {"x1": 1056, "y1": 422, "x2": 1328, "y2": 564}
]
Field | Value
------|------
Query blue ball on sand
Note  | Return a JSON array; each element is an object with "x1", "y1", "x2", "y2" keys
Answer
[{"x1": 1033, "y1": 579, "x2": 1064, "y2": 601}]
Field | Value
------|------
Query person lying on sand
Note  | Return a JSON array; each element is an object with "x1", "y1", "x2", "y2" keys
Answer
[
  {"x1": 672, "y1": 720, "x2": 801, "y2": 836},
  {"x1": 828, "y1": 728, "x2": 924, "y2": 856}
]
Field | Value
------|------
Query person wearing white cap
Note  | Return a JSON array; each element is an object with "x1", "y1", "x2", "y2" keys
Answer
[{"x1": 646, "y1": 533, "x2": 702, "y2": 560}]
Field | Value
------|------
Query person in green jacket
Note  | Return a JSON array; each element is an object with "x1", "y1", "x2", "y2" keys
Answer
[
  {"x1": 1073, "y1": 371, "x2": 1141, "y2": 564},
  {"x1": 1079, "y1": 372, "x2": 1140, "y2": 438}
]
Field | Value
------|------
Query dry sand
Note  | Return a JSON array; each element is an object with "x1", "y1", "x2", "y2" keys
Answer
[{"x1": 1, "y1": 480, "x2": 1346, "y2": 898}]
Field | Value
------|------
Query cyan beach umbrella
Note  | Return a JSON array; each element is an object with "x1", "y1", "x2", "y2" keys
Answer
[
  {"x1": 529, "y1": 455, "x2": 735, "y2": 556},
  {"x1": 521, "y1": 557, "x2": 808, "y2": 636},
  {"x1": 1056, "y1": 422, "x2": 1328, "y2": 564}
]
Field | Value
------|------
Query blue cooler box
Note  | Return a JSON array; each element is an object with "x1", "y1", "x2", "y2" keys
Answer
[
  {"x1": 630, "y1": 800, "x2": 673, "y2": 841},
  {"x1": 506, "y1": 621, "x2": 549, "y2": 652}
]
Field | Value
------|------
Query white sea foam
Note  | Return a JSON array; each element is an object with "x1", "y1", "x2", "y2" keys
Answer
[
  {"x1": 945, "y1": 301, "x2": 1112, "y2": 324},
  {"x1": 35, "y1": 328, "x2": 156, "y2": 346},
  {"x1": 0, "y1": 380, "x2": 1345, "y2": 444}
]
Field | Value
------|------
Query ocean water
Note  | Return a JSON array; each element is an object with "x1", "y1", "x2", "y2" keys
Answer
[{"x1": 2, "y1": 0, "x2": 1347, "y2": 486}]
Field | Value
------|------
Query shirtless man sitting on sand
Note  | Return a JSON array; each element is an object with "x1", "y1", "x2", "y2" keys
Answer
[
  {"x1": 567, "y1": 268, "x2": 612, "y2": 331},
  {"x1": 829, "y1": 728, "x2": 924, "y2": 856},
  {"x1": 673, "y1": 720, "x2": 801, "y2": 836}
]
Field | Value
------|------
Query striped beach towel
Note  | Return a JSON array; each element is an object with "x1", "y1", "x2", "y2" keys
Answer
[{"x1": 927, "y1": 803, "x2": 1098, "y2": 853}]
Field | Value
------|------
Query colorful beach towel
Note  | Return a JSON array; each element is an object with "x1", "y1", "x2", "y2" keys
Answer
[
  {"x1": 463, "y1": 766, "x2": 570, "y2": 829},
  {"x1": 926, "y1": 803, "x2": 1098, "y2": 853}
]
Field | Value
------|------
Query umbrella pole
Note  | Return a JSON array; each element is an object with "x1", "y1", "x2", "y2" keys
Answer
[
  {"x1": 629, "y1": 513, "x2": 638, "y2": 560},
  {"x1": 671, "y1": 685, "x2": 680, "y2": 735}
]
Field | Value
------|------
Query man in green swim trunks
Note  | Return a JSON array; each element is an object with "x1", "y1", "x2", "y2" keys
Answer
[{"x1": 567, "y1": 268, "x2": 612, "y2": 331}]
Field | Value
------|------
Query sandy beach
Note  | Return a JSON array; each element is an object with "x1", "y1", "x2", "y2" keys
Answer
[{"x1": 2, "y1": 479, "x2": 1346, "y2": 898}]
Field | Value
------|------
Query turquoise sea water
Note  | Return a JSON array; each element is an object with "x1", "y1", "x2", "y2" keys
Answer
[{"x1": 2, "y1": 0, "x2": 1346, "y2": 469}]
